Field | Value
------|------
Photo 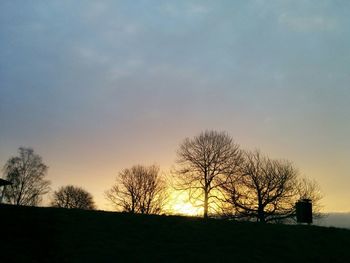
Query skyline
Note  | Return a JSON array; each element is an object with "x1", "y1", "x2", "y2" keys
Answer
[{"x1": 1, "y1": 0, "x2": 350, "y2": 212}]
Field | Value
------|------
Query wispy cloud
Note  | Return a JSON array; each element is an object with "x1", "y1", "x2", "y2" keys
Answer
[
  {"x1": 160, "y1": 2, "x2": 210, "y2": 17},
  {"x1": 187, "y1": 3, "x2": 210, "y2": 15},
  {"x1": 75, "y1": 47, "x2": 110, "y2": 64},
  {"x1": 108, "y1": 58, "x2": 144, "y2": 80},
  {"x1": 279, "y1": 13, "x2": 337, "y2": 32},
  {"x1": 81, "y1": 2, "x2": 108, "y2": 21}
]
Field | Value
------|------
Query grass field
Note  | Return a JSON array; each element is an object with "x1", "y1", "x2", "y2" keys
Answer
[{"x1": 1, "y1": 204, "x2": 349, "y2": 263}]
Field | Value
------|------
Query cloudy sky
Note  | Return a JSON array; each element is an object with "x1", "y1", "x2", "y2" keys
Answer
[{"x1": 1, "y1": 0, "x2": 349, "y2": 211}]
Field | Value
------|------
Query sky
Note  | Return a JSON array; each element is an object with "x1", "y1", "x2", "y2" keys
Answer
[{"x1": 1, "y1": 0, "x2": 350, "y2": 212}]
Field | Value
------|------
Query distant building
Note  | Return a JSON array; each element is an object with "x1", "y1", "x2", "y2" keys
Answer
[{"x1": 0, "y1": 178, "x2": 12, "y2": 204}]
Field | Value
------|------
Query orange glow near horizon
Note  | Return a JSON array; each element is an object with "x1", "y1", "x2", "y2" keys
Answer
[
  {"x1": 165, "y1": 191, "x2": 203, "y2": 216},
  {"x1": 172, "y1": 202, "x2": 201, "y2": 216}
]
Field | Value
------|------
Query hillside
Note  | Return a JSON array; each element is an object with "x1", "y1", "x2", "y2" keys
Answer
[{"x1": 1, "y1": 205, "x2": 349, "y2": 263}]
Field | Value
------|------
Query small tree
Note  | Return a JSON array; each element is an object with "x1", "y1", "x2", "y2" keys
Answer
[
  {"x1": 2, "y1": 147, "x2": 50, "y2": 206},
  {"x1": 106, "y1": 165, "x2": 167, "y2": 214},
  {"x1": 175, "y1": 130, "x2": 243, "y2": 219},
  {"x1": 296, "y1": 177, "x2": 323, "y2": 218},
  {"x1": 51, "y1": 185, "x2": 95, "y2": 210}
]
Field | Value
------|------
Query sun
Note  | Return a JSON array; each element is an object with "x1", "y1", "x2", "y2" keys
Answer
[
  {"x1": 172, "y1": 202, "x2": 200, "y2": 216},
  {"x1": 166, "y1": 191, "x2": 202, "y2": 216}
]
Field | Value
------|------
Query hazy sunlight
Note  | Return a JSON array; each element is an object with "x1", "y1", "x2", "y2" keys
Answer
[{"x1": 166, "y1": 191, "x2": 202, "y2": 216}]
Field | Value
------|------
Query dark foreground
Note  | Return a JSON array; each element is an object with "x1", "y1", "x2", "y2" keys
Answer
[{"x1": 1, "y1": 205, "x2": 349, "y2": 263}]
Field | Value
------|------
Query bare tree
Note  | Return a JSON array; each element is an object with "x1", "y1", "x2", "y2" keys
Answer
[
  {"x1": 51, "y1": 185, "x2": 95, "y2": 210},
  {"x1": 106, "y1": 165, "x2": 167, "y2": 214},
  {"x1": 296, "y1": 177, "x2": 323, "y2": 218},
  {"x1": 175, "y1": 130, "x2": 242, "y2": 219},
  {"x1": 221, "y1": 150, "x2": 322, "y2": 223},
  {"x1": 2, "y1": 147, "x2": 50, "y2": 206}
]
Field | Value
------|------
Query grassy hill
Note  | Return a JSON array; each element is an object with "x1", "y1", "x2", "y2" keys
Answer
[{"x1": 1, "y1": 205, "x2": 349, "y2": 263}]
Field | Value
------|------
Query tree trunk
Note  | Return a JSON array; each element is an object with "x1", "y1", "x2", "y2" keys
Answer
[
  {"x1": 203, "y1": 190, "x2": 208, "y2": 219},
  {"x1": 258, "y1": 205, "x2": 265, "y2": 223}
]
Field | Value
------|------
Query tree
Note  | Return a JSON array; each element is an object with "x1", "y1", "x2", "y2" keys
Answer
[
  {"x1": 105, "y1": 165, "x2": 167, "y2": 214},
  {"x1": 51, "y1": 185, "x2": 95, "y2": 210},
  {"x1": 175, "y1": 130, "x2": 243, "y2": 219},
  {"x1": 2, "y1": 147, "x2": 50, "y2": 206},
  {"x1": 221, "y1": 150, "x2": 322, "y2": 223},
  {"x1": 296, "y1": 177, "x2": 323, "y2": 218}
]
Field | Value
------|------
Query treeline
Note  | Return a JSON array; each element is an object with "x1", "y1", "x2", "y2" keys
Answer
[{"x1": 0, "y1": 130, "x2": 322, "y2": 223}]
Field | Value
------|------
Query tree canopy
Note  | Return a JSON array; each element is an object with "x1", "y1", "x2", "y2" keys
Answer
[
  {"x1": 2, "y1": 147, "x2": 50, "y2": 206},
  {"x1": 51, "y1": 185, "x2": 95, "y2": 210},
  {"x1": 106, "y1": 164, "x2": 167, "y2": 214},
  {"x1": 175, "y1": 130, "x2": 243, "y2": 218}
]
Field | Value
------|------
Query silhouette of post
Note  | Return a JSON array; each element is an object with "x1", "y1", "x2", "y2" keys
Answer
[{"x1": 296, "y1": 199, "x2": 313, "y2": 224}]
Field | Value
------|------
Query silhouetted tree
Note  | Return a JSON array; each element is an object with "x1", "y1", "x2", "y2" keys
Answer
[
  {"x1": 2, "y1": 147, "x2": 50, "y2": 206},
  {"x1": 221, "y1": 150, "x2": 322, "y2": 222},
  {"x1": 175, "y1": 130, "x2": 243, "y2": 219},
  {"x1": 296, "y1": 177, "x2": 323, "y2": 218},
  {"x1": 51, "y1": 185, "x2": 95, "y2": 210},
  {"x1": 106, "y1": 165, "x2": 167, "y2": 214}
]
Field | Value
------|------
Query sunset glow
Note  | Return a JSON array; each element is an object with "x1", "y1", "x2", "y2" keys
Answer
[
  {"x1": 2, "y1": 2, "x2": 350, "y2": 262},
  {"x1": 165, "y1": 191, "x2": 202, "y2": 216},
  {"x1": 1, "y1": 1, "x2": 350, "y2": 213},
  {"x1": 172, "y1": 203, "x2": 201, "y2": 216}
]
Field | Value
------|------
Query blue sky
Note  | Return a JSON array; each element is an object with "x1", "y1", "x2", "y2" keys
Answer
[{"x1": 1, "y1": 0, "x2": 350, "y2": 211}]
